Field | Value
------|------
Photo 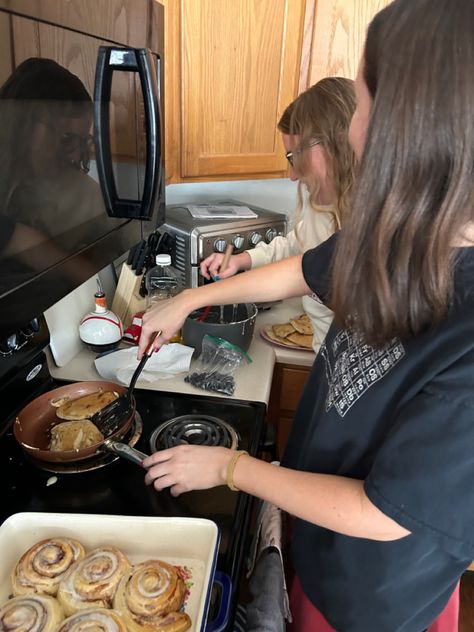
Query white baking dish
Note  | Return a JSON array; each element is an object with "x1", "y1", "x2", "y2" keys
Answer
[{"x1": 0, "y1": 512, "x2": 220, "y2": 632}]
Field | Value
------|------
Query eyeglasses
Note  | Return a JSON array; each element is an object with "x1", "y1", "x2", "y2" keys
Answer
[
  {"x1": 59, "y1": 132, "x2": 94, "y2": 156},
  {"x1": 285, "y1": 140, "x2": 321, "y2": 167}
]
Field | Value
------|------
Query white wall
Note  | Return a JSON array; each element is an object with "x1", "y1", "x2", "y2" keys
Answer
[{"x1": 165, "y1": 178, "x2": 298, "y2": 221}]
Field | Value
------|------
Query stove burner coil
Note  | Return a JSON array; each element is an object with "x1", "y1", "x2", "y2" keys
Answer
[{"x1": 149, "y1": 414, "x2": 238, "y2": 451}]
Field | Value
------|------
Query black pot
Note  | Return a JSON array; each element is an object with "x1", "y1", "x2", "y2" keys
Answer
[{"x1": 182, "y1": 303, "x2": 257, "y2": 356}]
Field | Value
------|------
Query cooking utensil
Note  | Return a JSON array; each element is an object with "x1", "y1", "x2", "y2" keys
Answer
[
  {"x1": 101, "y1": 439, "x2": 148, "y2": 465},
  {"x1": 183, "y1": 303, "x2": 257, "y2": 356},
  {"x1": 198, "y1": 244, "x2": 234, "y2": 323},
  {"x1": 91, "y1": 331, "x2": 162, "y2": 437},
  {"x1": 13, "y1": 380, "x2": 136, "y2": 464}
]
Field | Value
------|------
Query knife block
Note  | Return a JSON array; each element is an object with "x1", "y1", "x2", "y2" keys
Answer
[{"x1": 112, "y1": 263, "x2": 147, "y2": 329}]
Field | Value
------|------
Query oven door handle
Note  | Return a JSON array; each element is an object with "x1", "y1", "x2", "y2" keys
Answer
[
  {"x1": 94, "y1": 46, "x2": 162, "y2": 220},
  {"x1": 205, "y1": 571, "x2": 232, "y2": 632}
]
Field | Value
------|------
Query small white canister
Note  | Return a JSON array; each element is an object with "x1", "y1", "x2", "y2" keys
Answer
[{"x1": 79, "y1": 282, "x2": 123, "y2": 352}]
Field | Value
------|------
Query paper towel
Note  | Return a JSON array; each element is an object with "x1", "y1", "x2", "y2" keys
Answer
[{"x1": 94, "y1": 344, "x2": 194, "y2": 384}]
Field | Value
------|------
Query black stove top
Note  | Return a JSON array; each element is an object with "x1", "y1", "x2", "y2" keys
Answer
[{"x1": 0, "y1": 347, "x2": 267, "y2": 626}]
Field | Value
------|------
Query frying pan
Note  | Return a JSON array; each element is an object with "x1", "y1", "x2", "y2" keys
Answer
[{"x1": 13, "y1": 380, "x2": 137, "y2": 464}]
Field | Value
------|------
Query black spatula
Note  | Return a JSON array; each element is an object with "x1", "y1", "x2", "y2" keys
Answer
[{"x1": 91, "y1": 331, "x2": 161, "y2": 437}]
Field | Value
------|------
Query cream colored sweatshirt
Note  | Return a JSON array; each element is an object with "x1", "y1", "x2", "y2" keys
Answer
[{"x1": 247, "y1": 206, "x2": 336, "y2": 353}]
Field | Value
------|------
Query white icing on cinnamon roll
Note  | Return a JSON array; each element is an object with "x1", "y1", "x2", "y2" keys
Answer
[
  {"x1": 11, "y1": 538, "x2": 85, "y2": 597},
  {"x1": 0, "y1": 594, "x2": 64, "y2": 632}
]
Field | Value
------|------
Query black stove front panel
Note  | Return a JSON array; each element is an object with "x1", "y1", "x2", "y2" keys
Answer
[{"x1": 0, "y1": 385, "x2": 266, "y2": 589}]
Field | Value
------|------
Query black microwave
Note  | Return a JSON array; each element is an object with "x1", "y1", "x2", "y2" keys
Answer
[{"x1": 0, "y1": 1, "x2": 164, "y2": 339}]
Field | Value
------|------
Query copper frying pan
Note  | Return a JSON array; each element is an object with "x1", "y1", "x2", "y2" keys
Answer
[{"x1": 13, "y1": 380, "x2": 136, "y2": 464}]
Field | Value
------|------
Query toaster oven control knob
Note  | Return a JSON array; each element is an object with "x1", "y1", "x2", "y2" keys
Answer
[
  {"x1": 232, "y1": 235, "x2": 245, "y2": 250},
  {"x1": 265, "y1": 228, "x2": 278, "y2": 243},
  {"x1": 249, "y1": 231, "x2": 262, "y2": 246},
  {"x1": 214, "y1": 238, "x2": 228, "y2": 253}
]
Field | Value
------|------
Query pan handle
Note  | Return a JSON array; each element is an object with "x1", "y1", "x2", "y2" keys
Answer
[{"x1": 102, "y1": 439, "x2": 148, "y2": 465}]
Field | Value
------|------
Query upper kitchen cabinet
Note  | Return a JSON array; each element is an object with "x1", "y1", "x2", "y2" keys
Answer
[
  {"x1": 158, "y1": 0, "x2": 306, "y2": 183},
  {"x1": 300, "y1": 0, "x2": 392, "y2": 88},
  {"x1": 0, "y1": 0, "x2": 149, "y2": 47}
]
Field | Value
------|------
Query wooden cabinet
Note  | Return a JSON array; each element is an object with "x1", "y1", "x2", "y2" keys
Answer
[
  {"x1": 300, "y1": 0, "x2": 392, "y2": 87},
  {"x1": 267, "y1": 363, "x2": 310, "y2": 459},
  {"x1": 0, "y1": 0, "x2": 149, "y2": 48},
  {"x1": 160, "y1": 0, "x2": 392, "y2": 184},
  {"x1": 160, "y1": 0, "x2": 306, "y2": 183}
]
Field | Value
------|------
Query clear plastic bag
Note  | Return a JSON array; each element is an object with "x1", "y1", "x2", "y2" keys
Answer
[{"x1": 184, "y1": 334, "x2": 252, "y2": 396}]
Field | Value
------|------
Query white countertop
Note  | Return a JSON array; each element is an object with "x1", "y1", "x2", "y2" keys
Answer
[{"x1": 48, "y1": 298, "x2": 315, "y2": 405}]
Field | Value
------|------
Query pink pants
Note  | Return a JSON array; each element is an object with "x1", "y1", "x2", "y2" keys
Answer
[{"x1": 288, "y1": 575, "x2": 460, "y2": 632}]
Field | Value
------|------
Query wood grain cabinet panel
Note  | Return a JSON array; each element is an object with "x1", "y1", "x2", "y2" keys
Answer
[
  {"x1": 0, "y1": 0, "x2": 149, "y2": 47},
  {"x1": 267, "y1": 363, "x2": 310, "y2": 459},
  {"x1": 160, "y1": 0, "x2": 305, "y2": 183},
  {"x1": 302, "y1": 0, "x2": 391, "y2": 86}
]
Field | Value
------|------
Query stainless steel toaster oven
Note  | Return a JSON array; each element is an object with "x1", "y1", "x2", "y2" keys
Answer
[{"x1": 160, "y1": 201, "x2": 288, "y2": 287}]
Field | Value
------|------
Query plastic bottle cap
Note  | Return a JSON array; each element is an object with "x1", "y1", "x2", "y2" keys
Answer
[{"x1": 155, "y1": 254, "x2": 171, "y2": 265}]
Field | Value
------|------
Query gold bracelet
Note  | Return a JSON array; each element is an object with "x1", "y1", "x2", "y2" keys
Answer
[{"x1": 226, "y1": 450, "x2": 249, "y2": 492}]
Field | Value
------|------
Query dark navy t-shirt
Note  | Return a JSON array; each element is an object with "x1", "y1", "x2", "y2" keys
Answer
[{"x1": 282, "y1": 234, "x2": 474, "y2": 632}]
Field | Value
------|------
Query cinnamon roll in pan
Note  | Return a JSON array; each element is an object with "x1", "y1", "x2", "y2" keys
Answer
[
  {"x1": 114, "y1": 560, "x2": 191, "y2": 631},
  {"x1": 57, "y1": 546, "x2": 131, "y2": 616},
  {"x1": 0, "y1": 594, "x2": 64, "y2": 631},
  {"x1": 57, "y1": 608, "x2": 127, "y2": 632},
  {"x1": 11, "y1": 537, "x2": 85, "y2": 597}
]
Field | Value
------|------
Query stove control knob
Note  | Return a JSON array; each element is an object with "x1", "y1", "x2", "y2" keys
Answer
[
  {"x1": 214, "y1": 238, "x2": 228, "y2": 253},
  {"x1": 29, "y1": 318, "x2": 40, "y2": 332},
  {"x1": 249, "y1": 231, "x2": 262, "y2": 246},
  {"x1": 265, "y1": 228, "x2": 277, "y2": 243},
  {"x1": 0, "y1": 332, "x2": 18, "y2": 354},
  {"x1": 232, "y1": 235, "x2": 245, "y2": 250},
  {"x1": 22, "y1": 318, "x2": 40, "y2": 336}
]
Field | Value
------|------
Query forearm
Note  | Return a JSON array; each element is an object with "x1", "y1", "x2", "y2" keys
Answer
[
  {"x1": 233, "y1": 455, "x2": 410, "y2": 541},
  {"x1": 185, "y1": 254, "x2": 308, "y2": 311}
]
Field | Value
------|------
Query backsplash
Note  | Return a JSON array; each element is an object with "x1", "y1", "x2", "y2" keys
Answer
[{"x1": 165, "y1": 178, "x2": 298, "y2": 220}]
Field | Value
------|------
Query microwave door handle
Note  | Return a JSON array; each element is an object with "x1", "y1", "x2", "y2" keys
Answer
[
  {"x1": 93, "y1": 47, "x2": 161, "y2": 220},
  {"x1": 136, "y1": 49, "x2": 162, "y2": 221}
]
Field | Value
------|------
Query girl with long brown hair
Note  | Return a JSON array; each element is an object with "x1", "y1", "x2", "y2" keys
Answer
[
  {"x1": 200, "y1": 77, "x2": 356, "y2": 352},
  {"x1": 139, "y1": 1, "x2": 474, "y2": 629}
]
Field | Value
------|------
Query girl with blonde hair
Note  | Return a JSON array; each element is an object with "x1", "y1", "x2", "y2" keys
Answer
[{"x1": 200, "y1": 77, "x2": 356, "y2": 352}]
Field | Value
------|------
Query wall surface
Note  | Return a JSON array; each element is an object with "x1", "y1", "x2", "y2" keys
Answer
[{"x1": 165, "y1": 178, "x2": 298, "y2": 220}]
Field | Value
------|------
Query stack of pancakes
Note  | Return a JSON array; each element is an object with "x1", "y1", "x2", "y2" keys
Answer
[
  {"x1": 49, "y1": 391, "x2": 118, "y2": 451},
  {"x1": 267, "y1": 313, "x2": 313, "y2": 349}
]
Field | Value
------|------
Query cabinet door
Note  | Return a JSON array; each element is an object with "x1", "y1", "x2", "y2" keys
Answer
[
  {"x1": 0, "y1": 0, "x2": 148, "y2": 47},
  {"x1": 302, "y1": 0, "x2": 391, "y2": 86},
  {"x1": 164, "y1": 0, "x2": 305, "y2": 182}
]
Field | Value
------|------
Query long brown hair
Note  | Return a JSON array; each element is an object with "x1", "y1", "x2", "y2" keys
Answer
[
  {"x1": 278, "y1": 77, "x2": 356, "y2": 229},
  {"x1": 331, "y1": 0, "x2": 474, "y2": 347}
]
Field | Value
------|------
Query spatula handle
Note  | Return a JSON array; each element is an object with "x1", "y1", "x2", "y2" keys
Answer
[{"x1": 129, "y1": 331, "x2": 162, "y2": 395}]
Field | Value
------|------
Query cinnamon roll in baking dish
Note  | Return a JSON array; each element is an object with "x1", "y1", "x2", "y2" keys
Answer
[
  {"x1": 0, "y1": 594, "x2": 64, "y2": 631},
  {"x1": 57, "y1": 546, "x2": 131, "y2": 616},
  {"x1": 57, "y1": 608, "x2": 127, "y2": 632},
  {"x1": 11, "y1": 538, "x2": 85, "y2": 597},
  {"x1": 113, "y1": 560, "x2": 191, "y2": 632}
]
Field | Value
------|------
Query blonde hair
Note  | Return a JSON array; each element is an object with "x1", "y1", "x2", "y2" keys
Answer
[{"x1": 278, "y1": 77, "x2": 357, "y2": 230}]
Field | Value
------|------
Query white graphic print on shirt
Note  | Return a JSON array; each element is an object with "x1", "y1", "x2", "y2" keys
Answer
[{"x1": 320, "y1": 331, "x2": 405, "y2": 417}]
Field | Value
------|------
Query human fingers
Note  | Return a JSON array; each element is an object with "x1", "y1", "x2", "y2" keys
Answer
[
  {"x1": 214, "y1": 257, "x2": 239, "y2": 279},
  {"x1": 200, "y1": 253, "x2": 224, "y2": 280},
  {"x1": 207, "y1": 254, "x2": 226, "y2": 280},
  {"x1": 138, "y1": 298, "x2": 185, "y2": 359},
  {"x1": 144, "y1": 445, "x2": 232, "y2": 492}
]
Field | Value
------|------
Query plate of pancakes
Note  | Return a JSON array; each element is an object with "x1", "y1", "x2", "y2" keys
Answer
[{"x1": 260, "y1": 313, "x2": 314, "y2": 351}]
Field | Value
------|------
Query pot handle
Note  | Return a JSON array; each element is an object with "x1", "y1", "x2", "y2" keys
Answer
[
  {"x1": 205, "y1": 571, "x2": 232, "y2": 632},
  {"x1": 102, "y1": 439, "x2": 148, "y2": 466}
]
